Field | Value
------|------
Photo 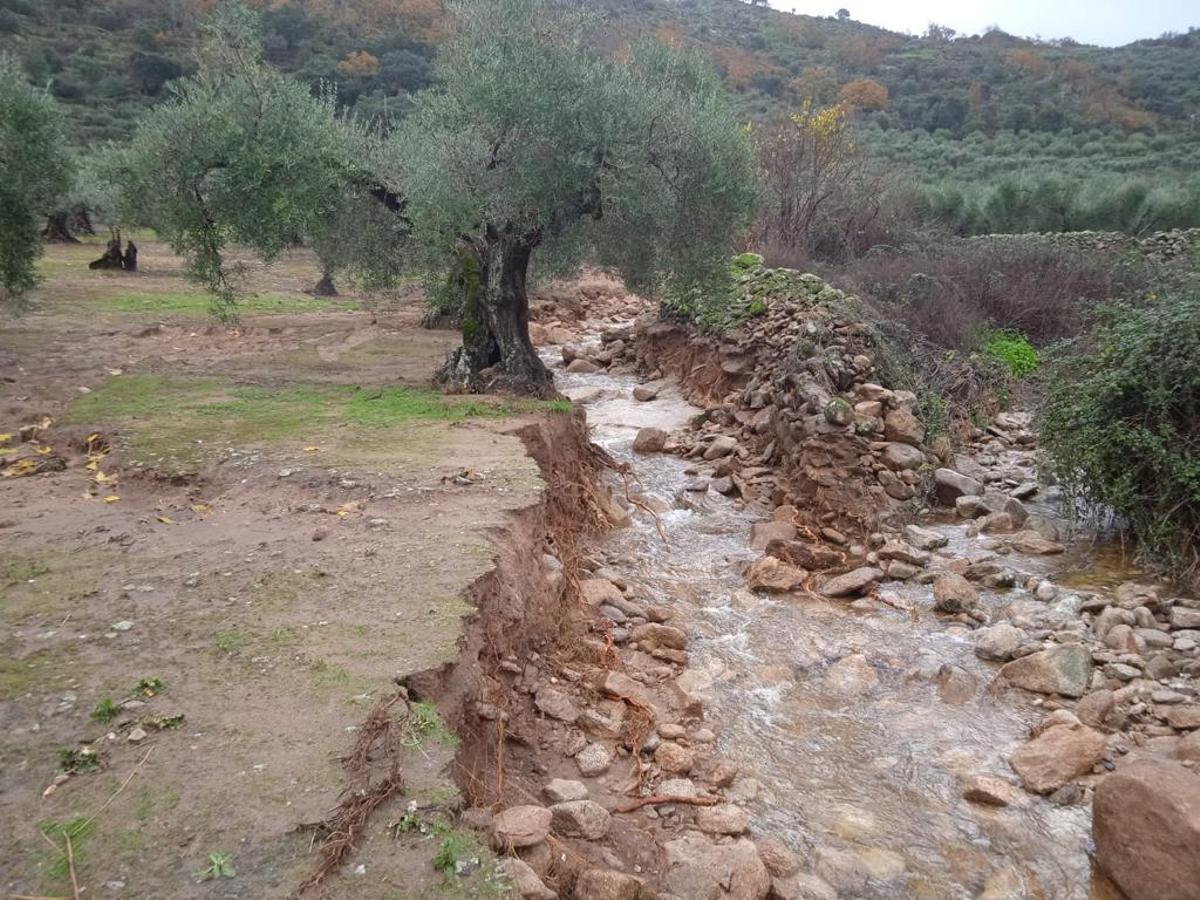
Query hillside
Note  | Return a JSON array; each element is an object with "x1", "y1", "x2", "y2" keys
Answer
[{"x1": 4, "y1": 0, "x2": 1199, "y2": 232}]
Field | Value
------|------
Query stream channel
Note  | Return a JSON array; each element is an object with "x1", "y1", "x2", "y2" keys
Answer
[{"x1": 546, "y1": 331, "x2": 1129, "y2": 899}]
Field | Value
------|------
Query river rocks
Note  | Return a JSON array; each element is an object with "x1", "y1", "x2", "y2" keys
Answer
[
  {"x1": 974, "y1": 622, "x2": 1026, "y2": 661},
  {"x1": 1176, "y1": 730, "x2": 1200, "y2": 762},
  {"x1": 905, "y1": 524, "x2": 949, "y2": 551},
  {"x1": 1008, "y1": 530, "x2": 1066, "y2": 555},
  {"x1": 883, "y1": 408, "x2": 923, "y2": 445},
  {"x1": 820, "y1": 567, "x2": 883, "y2": 598},
  {"x1": 597, "y1": 670, "x2": 653, "y2": 709},
  {"x1": 1166, "y1": 705, "x2": 1200, "y2": 730},
  {"x1": 825, "y1": 653, "x2": 879, "y2": 693},
  {"x1": 1075, "y1": 689, "x2": 1117, "y2": 729},
  {"x1": 575, "y1": 743, "x2": 613, "y2": 777},
  {"x1": 824, "y1": 398, "x2": 853, "y2": 426},
  {"x1": 695, "y1": 803, "x2": 751, "y2": 835},
  {"x1": 543, "y1": 778, "x2": 588, "y2": 802},
  {"x1": 754, "y1": 837, "x2": 800, "y2": 878},
  {"x1": 749, "y1": 520, "x2": 797, "y2": 550},
  {"x1": 934, "y1": 468, "x2": 984, "y2": 506},
  {"x1": 932, "y1": 573, "x2": 984, "y2": 619},
  {"x1": 1093, "y1": 761, "x2": 1200, "y2": 900},
  {"x1": 632, "y1": 385, "x2": 659, "y2": 402},
  {"x1": 633, "y1": 427, "x2": 668, "y2": 453},
  {"x1": 492, "y1": 805, "x2": 553, "y2": 850},
  {"x1": 581, "y1": 578, "x2": 624, "y2": 607},
  {"x1": 656, "y1": 741, "x2": 696, "y2": 775},
  {"x1": 935, "y1": 664, "x2": 976, "y2": 704},
  {"x1": 772, "y1": 874, "x2": 838, "y2": 900},
  {"x1": 813, "y1": 847, "x2": 869, "y2": 894},
  {"x1": 535, "y1": 686, "x2": 580, "y2": 723},
  {"x1": 550, "y1": 800, "x2": 611, "y2": 840},
  {"x1": 1008, "y1": 724, "x2": 1107, "y2": 793},
  {"x1": 877, "y1": 539, "x2": 929, "y2": 567},
  {"x1": 961, "y1": 774, "x2": 1027, "y2": 807},
  {"x1": 704, "y1": 435, "x2": 739, "y2": 460},
  {"x1": 998, "y1": 645, "x2": 1093, "y2": 697},
  {"x1": 1170, "y1": 606, "x2": 1200, "y2": 630},
  {"x1": 574, "y1": 868, "x2": 642, "y2": 900},
  {"x1": 745, "y1": 556, "x2": 808, "y2": 593},
  {"x1": 663, "y1": 832, "x2": 771, "y2": 900},
  {"x1": 497, "y1": 858, "x2": 556, "y2": 900},
  {"x1": 881, "y1": 442, "x2": 925, "y2": 471},
  {"x1": 766, "y1": 540, "x2": 843, "y2": 570}
]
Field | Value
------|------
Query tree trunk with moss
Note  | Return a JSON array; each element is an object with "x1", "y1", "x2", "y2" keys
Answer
[{"x1": 439, "y1": 227, "x2": 553, "y2": 397}]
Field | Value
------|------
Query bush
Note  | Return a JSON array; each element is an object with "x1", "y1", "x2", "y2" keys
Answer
[
  {"x1": 1038, "y1": 287, "x2": 1200, "y2": 581},
  {"x1": 982, "y1": 329, "x2": 1038, "y2": 377}
]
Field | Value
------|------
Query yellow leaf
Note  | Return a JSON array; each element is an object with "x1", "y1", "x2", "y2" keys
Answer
[
  {"x1": 37, "y1": 417, "x2": 52, "y2": 429},
  {"x1": 156, "y1": 515, "x2": 176, "y2": 525},
  {"x1": 2, "y1": 458, "x2": 38, "y2": 478},
  {"x1": 191, "y1": 503, "x2": 213, "y2": 516},
  {"x1": 304, "y1": 446, "x2": 322, "y2": 453},
  {"x1": 95, "y1": 470, "x2": 118, "y2": 484},
  {"x1": 0, "y1": 433, "x2": 11, "y2": 444},
  {"x1": 103, "y1": 495, "x2": 121, "y2": 504},
  {"x1": 86, "y1": 432, "x2": 101, "y2": 443},
  {"x1": 85, "y1": 459, "x2": 100, "y2": 471},
  {"x1": 336, "y1": 501, "x2": 364, "y2": 518},
  {"x1": 35, "y1": 445, "x2": 53, "y2": 456}
]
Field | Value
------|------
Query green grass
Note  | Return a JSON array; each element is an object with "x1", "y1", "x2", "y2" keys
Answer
[
  {"x1": 404, "y1": 701, "x2": 460, "y2": 749},
  {"x1": 99, "y1": 291, "x2": 348, "y2": 316},
  {"x1": 63, "y1": 374, "x2": 568, "y2": 475},
  {"x1": 215, "y1": 630, "x2": 246, "y2": 653},
  {"x1": 39, "y1": 817, "x2": 98, "y2": 881}
]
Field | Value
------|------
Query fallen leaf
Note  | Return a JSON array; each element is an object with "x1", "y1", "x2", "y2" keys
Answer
[
  {"x1": 85, "y1": 459, "x2": 100, "y2": 471},
  {"x1": 1, "y1": 458, "x2": 38, "y2": 478},
  {"x1": 95, "y1": 471, "x2": 118, "y2": 484},
  {"x1": 336, "y1": 501, "x2": 365, "y2": 518},
  {"x1": 191, "y1": 503, "x2": 213, "y2": 516},
  {"x1": 0, "y1": 433, "x2": 11, "y2": 444},
  {"x1": 109, "y1": 369, "x2": 123, "y2": 376},
  {"x1": 35, "y1": 445, "x2": 53, "y2": 456},
  {"x1": 303, "y1": 446, "x2": 322, "y2": 453},
  {"x1": 103, "y1": 495, "x2": 121, "y2": 504},
  {"x1": 156, "y1": 515, "x2": 176, "y2": 525}
]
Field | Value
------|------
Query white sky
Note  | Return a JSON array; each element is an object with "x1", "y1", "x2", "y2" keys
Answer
[{"x1": 774, "y1": 0, "x2": 1198, "y2": 46}]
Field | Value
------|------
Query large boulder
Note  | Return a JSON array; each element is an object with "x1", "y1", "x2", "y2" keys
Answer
[
  {"x1": 905, "y1": 525, "x2": 949, "y2": 551},
  {"x1": 550, "y1": 800, "x2": 611, "y2": 840},
  {"x1": 998, "y1": 645, "x2": 1093, "y2": 698},
  {"x1": 1093, "y1": 761, "x2": 1200, "y2": 900},
  {"x1": 496, "y1": 858, "x2": 556, "y2": 899},
  {"x1": 745, "y1": 556, "x2": 808, "y2": 593},
  {"x1": 883, "y1": 408, "x2": 923, "y2": 445},
  {"x1": 934, "y1": 468, "x2": 984, "y2": 506},
  {"x1": 974, "y1": 622, "x2": 1026, "y2": 661},
  {"x1": 662, "y1": 831, "x2": 771, "y2": 900},
  {"x1": 575, "y1": 868, "x2": 642, "y2": 900},
  {"x1": 932, "y1": 573, "x2": 984, "y2": 617},
  {"x1": 766, "y1": 540, "x2": 844, "y2": 570},
  {"x1": 1008, "y1": 723, "x2": 1107, "y2": 794},
  {"x1": 633, "y1": 427, "x2": 668, "y2": 453},
  {"x1": 1009, "y1": 530, "x2": 1066, "y2": 555},
  {"x1": 881, "y1": 442, "x2": 925, "y2": 471},
  {"x1": 749, "y1": 520, "x2": 797, "y2": 551}
]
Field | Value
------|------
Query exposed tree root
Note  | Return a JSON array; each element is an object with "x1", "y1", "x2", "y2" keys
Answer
[{"x1": 612, "y1": 794, "x2": 720, "y2": 814}]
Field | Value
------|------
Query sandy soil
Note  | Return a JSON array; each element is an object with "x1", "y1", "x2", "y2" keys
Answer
[{"x1": 0, "y1": 239, "x2": 558, "y2": 899}]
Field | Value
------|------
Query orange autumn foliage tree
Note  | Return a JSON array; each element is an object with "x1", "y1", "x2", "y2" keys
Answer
[
  {"x1": 837, "y1": 78, "x2": 888, "y2": 111},
  {"x1": 336, "y1": 50, "x2": 380, "y2": 78}
]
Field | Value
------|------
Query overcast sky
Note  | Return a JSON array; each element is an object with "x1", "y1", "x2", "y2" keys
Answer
[{"x1": 776, "y1": 0, "x2": 1197, "y2": 46}]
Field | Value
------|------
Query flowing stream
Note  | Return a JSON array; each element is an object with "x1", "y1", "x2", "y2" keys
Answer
[{"x1": 549, "y1": 339, "x2": 1130, "y2": 899}]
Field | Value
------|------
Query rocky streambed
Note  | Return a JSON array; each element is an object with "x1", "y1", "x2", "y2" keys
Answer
[{"x1": 502, "y1": 267, "x2": 1199, "y2": 900}]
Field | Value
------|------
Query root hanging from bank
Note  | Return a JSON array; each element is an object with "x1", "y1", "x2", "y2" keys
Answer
[{"x1": 291, "y1": 692, "x2": 411, "y2": 897}]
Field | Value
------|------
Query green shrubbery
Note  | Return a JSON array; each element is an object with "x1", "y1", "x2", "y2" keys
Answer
[
  {"x1": 982, "y1": 329, "x2": 1039, "y2": 378},
  {"x1": 1038, "y1": 287, "x2": 1200, "y2": 581}
]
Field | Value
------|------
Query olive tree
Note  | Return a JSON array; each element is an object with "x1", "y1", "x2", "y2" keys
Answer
[
  {"x1": 390, "y1": 0, "x2": 760, "y2": 395},
  {"x1": 0, "y1": 54, "x2": 73, "y2": 302}
]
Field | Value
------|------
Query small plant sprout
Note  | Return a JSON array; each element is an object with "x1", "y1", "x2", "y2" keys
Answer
[
  {"x1": 195, "y1": 852, "x2": 236, "y2": 882},
  {"x1": 134, "y1": 677, "x2": 165, "y2": 697},
  {"x1": 91, "y1": 697, "x2": 121, "y2": 723}
]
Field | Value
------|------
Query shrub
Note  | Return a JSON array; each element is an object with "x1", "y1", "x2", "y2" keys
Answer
[
  {"x1": 982, "y1": 329, "x2": 1038, "y2": 377},
  {"x1": 1038, "y1": 287, "x2": 1200, "y2": 581}
]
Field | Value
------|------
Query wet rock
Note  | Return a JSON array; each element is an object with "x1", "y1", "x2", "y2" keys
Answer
[
  {"x1": 1009, "y1": 724, "x2": 1107, "y2": 794},
  {"x1": 962, "y1": 774, "x2": 1027, "y2": 807},
  {"x1": 1075, "y1": 689, "x2": 1117, "y2": 729},
  {"x1": 534, "y1": 687, "x2": 580, "y2": 723},
  {"x1": 695, "y1": 803, "x2": 751, "y2": 835},
  {"x1": 883, "y1": 408, "x2": 923, "y2": 445},
  {"x1": 630, "y1": 622, "x2": 688, "y2": 650},
  {"x1": 704, "y1": 435, "x2": 739, "y2": 460},
  {"x1": 935, "y1": 664, "x2": 976, "y2": 704},
  {"x1": 567, "y1": 358, "x2": 602, "y2": 374},
  {"x1": 1048, "y1": 783, "x2": 1085, "y2": 806},
  {"x1": 1175, "y1": 730, "x2": 1200, "y2": 762},
  {"x1": 771, "y1": 874, "x2": 837, "y2": 900},
  {"x1": 497, "y1": 858, "x2": 556, "y2": 900},
  {"x1": 1009, "y1": 530, "x2": 1066, "y2": 555},
  {"x1": 1171, "y1": 607, "x2": 1200, "y2": 630},
  {"x1": 934, "y1": 468, "x2": 984, "y2": 506},
  {"x1": 905, "y1": 525, "x2": 949, "y2": 551},
  {"x1": 881, "y1": 442, "x2": 925, "y2": 471},
  {"x1": 492, "y1": 805, "x2": 552, "y2": 850},
  {"x1": 932, "y1": 573, "x2": 984, "y2": 620},
  {"x1": 766, "y1": 540, "x2": 843, "y2": 571},
  {"x1": 877, "y1": 540, "x2": 929, "y2": 567},
  {"x1": 663, "y1": 832, "x2": 770, "y2": 900},
  {"x1": 825, "y1": 653, "x2": 879, "y2": 693},
  {"x1": 550, "y1": 800, "x2": 611, "y2": 840},
  {"x1": 575, "y1": 868, "x2": 642, "y2": 900},
  {"x1": 581, "y1": 578, "x2": 624, "y2": 607},
  {"x1": 750, "y1": 520, "x2": 797, "y2": 550},
  {"x1": 632, "y1": 385, "x2": 659, "y2": 402},
  {"x1": 543, "y1": 779, "x2": 588, "y2": 803},
  {"x1": 998, "y1": 645, "x2": 1094, "y2": 698},
  {"x1": 1166, "y1": 705, "x2": 1200, "y2": 730},
  {"x1": 754, "y1": 837, "x2": 800, "y2": 878},
  {"x1": 813, "y1": 847, "x2": 869, "y2": 894},
  {"x1": 974, "y1": 622, "x2": 1026, "y2": 661},
  {"x1": 632, "y1": 427, "x2": 667, "y2": 454},
  {"x1": 745, "y1": 556, "x2": 808, "y2": 593},
  {"x1": 575, "y1": 743, "x2": 613, "y2": 777},
  {"x1": 820, "y1": 567, "x2": 884, "y2": 598},
  {"x1": 1093, "y1": 760, "x2": 1200, "y2": 900},
  {"x1": 655, "y1": 741, "x2": 696, "y2": 775}
]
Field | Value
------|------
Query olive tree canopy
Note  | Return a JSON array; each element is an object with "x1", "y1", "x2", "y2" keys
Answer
[
  {"x1": 390, "y1": 0, "x2": 760, "y2": 395},
  {"x1": 0, "y1": 54, "x2": 73, "y2": 302}
]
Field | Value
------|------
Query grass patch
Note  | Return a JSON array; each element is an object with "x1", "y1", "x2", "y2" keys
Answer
[
  {"x1": 404, "y1": 701, "x2": 460, "y2": 749},
  {"x1": 100, "y1": 291, "x2": 348, "y2": 316},
  {"x1": 63, "y1": 375, "x2": 567, "y2": 475},
  {"x1": 215, "y1": 630, "x2": 246, "y2": 653},
  {"x1": 39, "y1": 817, "x2": 98, "y2": 881}
]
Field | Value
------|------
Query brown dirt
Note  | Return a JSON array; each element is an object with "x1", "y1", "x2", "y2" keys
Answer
[{"x1": 0, "y1": 239, "x2": 567, "y2": 899}]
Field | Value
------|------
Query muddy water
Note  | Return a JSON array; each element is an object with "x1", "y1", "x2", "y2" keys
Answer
[{"x1": 552, "y1": 351, "x2": 1123, "y2": 899}]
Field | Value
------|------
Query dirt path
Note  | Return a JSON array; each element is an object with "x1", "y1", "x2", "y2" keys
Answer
[{"x1": 0, "y1": 240, "x2": 561, "y2": 899}]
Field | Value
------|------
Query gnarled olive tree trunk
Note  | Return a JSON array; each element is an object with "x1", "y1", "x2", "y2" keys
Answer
[{"x1": 440, "y1": 226, "x2": 553, "y2": 398}]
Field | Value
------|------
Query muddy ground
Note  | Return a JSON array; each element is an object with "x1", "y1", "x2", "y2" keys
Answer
[{"x1": 0, "y1": 238, "x2": 577, "y2": 899}]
